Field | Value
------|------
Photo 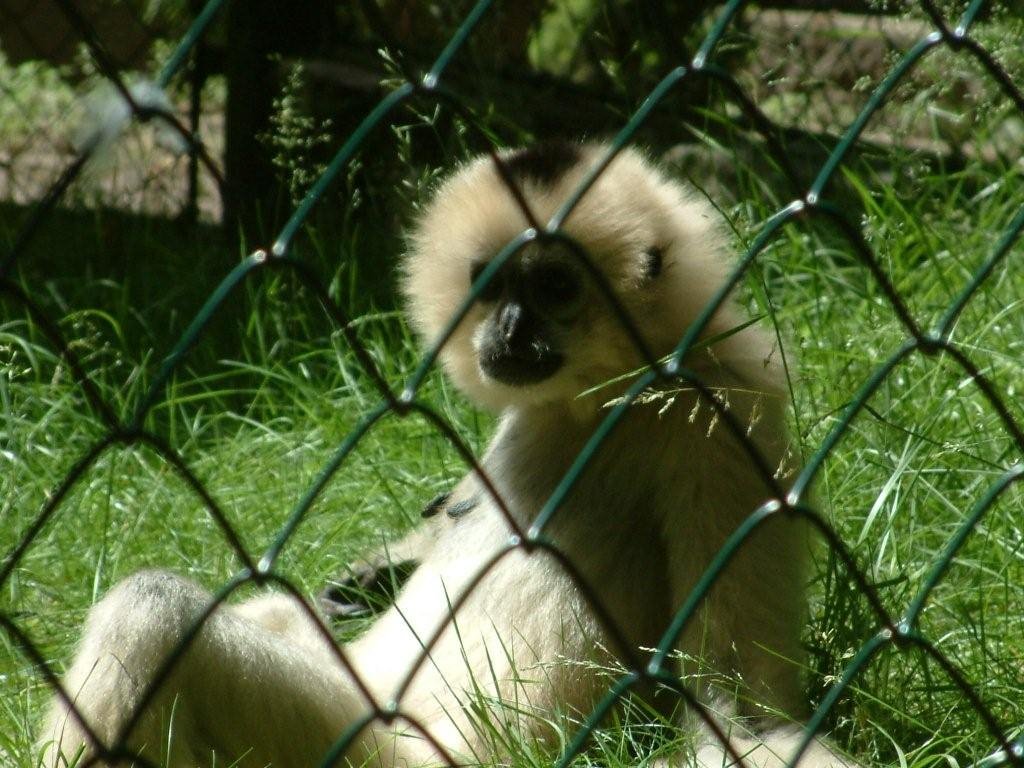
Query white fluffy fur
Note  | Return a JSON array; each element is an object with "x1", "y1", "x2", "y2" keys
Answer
[{"x1": 40, "y1": 143, "x2": 849, "y2": 768}]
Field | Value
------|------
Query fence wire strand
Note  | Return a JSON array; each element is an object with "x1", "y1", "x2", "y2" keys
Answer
[{"x1": 2, "y1": 0, "x2": 1024, "y2": 767}]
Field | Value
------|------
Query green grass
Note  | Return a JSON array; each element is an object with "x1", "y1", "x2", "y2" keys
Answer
[
  {"x1": 3, "y1": 97, "x2": 1024, "y2": 768},
  {"x1": 750, "y1": 157, "x2": 1024, "y2": 763},
  {"x1": 0, "y1": 199, "x2": 489, "y2": 763}
]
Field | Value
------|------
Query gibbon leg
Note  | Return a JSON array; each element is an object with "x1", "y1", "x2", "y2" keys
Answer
[
  {"x1": 39, "y1": 570, "x2": 401, "y2": 768},
  {"x1": 693, "y1": 723, "x2": 853, "y2": 768}
]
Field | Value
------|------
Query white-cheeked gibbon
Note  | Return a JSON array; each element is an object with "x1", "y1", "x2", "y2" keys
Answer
[{"x1": 41, "y1": 141, "x2": 851, "y2": 768}]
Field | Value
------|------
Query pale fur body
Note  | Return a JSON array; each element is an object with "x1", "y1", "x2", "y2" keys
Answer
[{"x1": 41, "y1": 143, "x2": 847, "y2": 768}]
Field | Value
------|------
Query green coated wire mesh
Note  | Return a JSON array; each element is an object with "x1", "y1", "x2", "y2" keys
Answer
[{"x1": 2, "y1": 1, "x2": 1024, "y2": 767}]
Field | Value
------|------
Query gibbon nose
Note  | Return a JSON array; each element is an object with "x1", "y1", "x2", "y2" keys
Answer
[
  {"x1": 497, "y1": 300, "x2": 526, "y2": 345},
  {"x1": 484, "y1": 298, "x2": 564, "y2": 385}
]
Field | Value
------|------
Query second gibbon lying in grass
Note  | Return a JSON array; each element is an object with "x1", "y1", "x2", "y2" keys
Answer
[{"x1": 41, "y1": 141, "x2": 850, "y2": 768}]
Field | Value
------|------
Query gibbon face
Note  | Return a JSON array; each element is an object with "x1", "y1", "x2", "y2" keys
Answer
[{"x1": 404, "y1": 141, "x2": 733, "y2": 413}]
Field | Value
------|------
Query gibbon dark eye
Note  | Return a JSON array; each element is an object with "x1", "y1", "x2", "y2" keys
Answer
[
  {"x1": 470, "y1": 260, "x2": 504, "y2": 302},
  {"x1": 642, "y1": 246, "x2": 664, "y2": 280}
]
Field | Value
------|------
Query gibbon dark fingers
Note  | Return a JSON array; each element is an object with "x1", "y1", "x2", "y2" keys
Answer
[
  {"x1": 319, "y1": 485, "x2": 472, "y2": 619},
  {"x1": 319, "y1": 557, "x2": 419, "y2": 619}
]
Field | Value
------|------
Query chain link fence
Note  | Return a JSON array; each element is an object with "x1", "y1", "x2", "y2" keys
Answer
[
  {"x1": 0, "y1": 0, "x2": 224, "y2": 221},
  {"x1": 2, "y1": 0, "x2": 1024, "y2": 766}
]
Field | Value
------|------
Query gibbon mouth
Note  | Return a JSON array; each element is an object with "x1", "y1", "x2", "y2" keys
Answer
[{"x1": 480, "y1": 347, "x2": 564, "y2": 386}]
